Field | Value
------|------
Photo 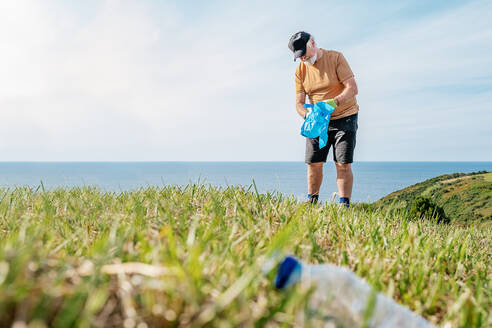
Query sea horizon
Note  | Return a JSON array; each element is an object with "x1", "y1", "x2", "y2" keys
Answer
[{"x1": 1, "y1": 161, "x2": 490, "y2": 203}]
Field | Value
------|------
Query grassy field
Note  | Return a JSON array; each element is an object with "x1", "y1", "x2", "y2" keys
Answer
[
  {"x1": 374, "y1": 171, "x2": 492, "y2": 226},
  {"x1": 0, "y1": 184, "x2": 490, "y2": 327}
]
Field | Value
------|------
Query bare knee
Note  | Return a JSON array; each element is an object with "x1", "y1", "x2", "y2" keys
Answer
[
  {"x1": 308, "y1": 162, "x2": 323, "y2": 173},
  {"x1": 308, "y1": 162, "x2": 324, "y2": 169},
  {"x1": 335, "y1": 163, "x2": 351, "y2": 169},
  {"x1": 335, "y1": 163, "x2": 352, "y2": 175}
]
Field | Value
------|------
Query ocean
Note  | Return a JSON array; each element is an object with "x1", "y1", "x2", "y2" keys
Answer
[{"x1": 0, "y1": 162, "x2": 490, "y2": 202}]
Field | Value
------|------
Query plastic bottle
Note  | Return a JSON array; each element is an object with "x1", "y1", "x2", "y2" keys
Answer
[{"x1": 276, "y1": 256, "x2": 434, "y2": 328}]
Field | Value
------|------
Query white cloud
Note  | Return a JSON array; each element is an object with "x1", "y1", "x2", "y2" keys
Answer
[
  {"x1": 344, "y1": 0, "x2": 492, "y2": 161},
  {"x1": 0, "y1": 0, "x2": 490, "y2": 161}
]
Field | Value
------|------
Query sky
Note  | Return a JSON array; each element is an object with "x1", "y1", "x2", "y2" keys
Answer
[{"x1": 1, "y1": 0, "x2": 491, "y2": 161}]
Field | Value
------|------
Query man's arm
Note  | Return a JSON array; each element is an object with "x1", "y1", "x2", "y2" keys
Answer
[
  {"x1": 296, "y1": 91, "x2": 310, "y2": 119},
  {"x1": 334, "y1": 77, "x2": 358, "y2": 106}
]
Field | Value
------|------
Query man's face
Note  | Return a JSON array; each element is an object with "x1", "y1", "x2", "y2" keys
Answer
[{"x1": 300, "y1": 40, "x2": 316, "y2": 62}]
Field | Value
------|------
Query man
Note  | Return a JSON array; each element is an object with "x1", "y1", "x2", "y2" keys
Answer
[{"x1": 288, "y1": 31, "x2": 359, "y2": 207}]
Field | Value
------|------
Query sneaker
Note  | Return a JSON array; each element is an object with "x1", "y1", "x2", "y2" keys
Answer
[
  {"x1": 338, "y1": 197, "x2": 350, "y2": 208},
  {"x1": 305, "y1": 194, "x2": 319, "y2": 205},
  {"x1": 338, "y1": 202, "x2": 350, "y2": 208}
]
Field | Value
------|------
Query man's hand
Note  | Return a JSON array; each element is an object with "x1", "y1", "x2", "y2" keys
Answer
[
  {"x1": 296, "y1": 91, "x2": 310, "y2": 119},
  {"x1": 324, "y1": 99, "x2": 338, "y2": 108},
  {"x1": 334, "y1": 77, "x2": 358, "y2": 106},
  {"x1": 303, "y1": 105, "x2": 313, "y2": 119}
]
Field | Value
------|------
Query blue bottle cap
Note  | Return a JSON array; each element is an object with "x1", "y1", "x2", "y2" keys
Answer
[{"x1": 275, "y1": 255, "x2": 302, "y2": 289}]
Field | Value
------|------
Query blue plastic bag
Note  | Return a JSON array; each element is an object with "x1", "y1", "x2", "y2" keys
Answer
[{"x1": 300, "y1": 101, "x2": 335, "y2": 148}]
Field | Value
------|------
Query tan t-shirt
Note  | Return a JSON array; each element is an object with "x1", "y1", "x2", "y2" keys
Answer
[{"x1": 295, "y1": 49, "x2": 359, "y2": 120}]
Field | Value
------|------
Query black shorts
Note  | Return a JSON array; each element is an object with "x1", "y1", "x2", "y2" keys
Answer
[{"x1": 305, "y1": 113, "x2": 358, "y2": 164}]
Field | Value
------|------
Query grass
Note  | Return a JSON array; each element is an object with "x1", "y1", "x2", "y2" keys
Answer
[
  {"x1": 374, "y1": 171, "x2": 492, "y2": 226},
  {"x1": 0, "y1": 184, "x2": 490, "y2": 327}
]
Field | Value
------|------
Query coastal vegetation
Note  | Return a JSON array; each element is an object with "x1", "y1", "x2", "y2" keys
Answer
[
  {"x1": 0, "y1": 181, "x2": 490, "y2": 327},
  {"x1": 374, "y1": 171, "x2": 491, "y2": 226}
]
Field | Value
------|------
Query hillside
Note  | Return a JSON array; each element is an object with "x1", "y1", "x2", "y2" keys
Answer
[{"x1": 373, "y1": 171, "x2": 492, "y2": 225}]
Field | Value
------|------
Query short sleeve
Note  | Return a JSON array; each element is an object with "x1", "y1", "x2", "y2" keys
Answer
[
  {"x1": 295, "y1": 66, "x2": 305, "y2": 94},
  {"x1": 336, "y1": 52, "x2": 354, "y2": 83}
]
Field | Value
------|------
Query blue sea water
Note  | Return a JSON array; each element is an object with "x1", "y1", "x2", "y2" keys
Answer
[{"x1": 0, "y1": 162, "x2": 490, "y2": 202}]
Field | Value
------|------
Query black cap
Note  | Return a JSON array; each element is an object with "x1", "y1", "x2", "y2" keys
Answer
[{"x1": 288, "y1": 31, "x2": 311, "y2": 61}]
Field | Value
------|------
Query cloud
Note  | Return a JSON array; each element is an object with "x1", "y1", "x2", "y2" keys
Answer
[
  {"x1": 0, "y1": 0, "x2": 490, "y2": 161},
  {"x1": 344, "y1": 0, "x2": 492, "y2": 161}
]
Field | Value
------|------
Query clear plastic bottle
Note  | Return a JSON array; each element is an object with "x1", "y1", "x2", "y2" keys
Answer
[{"x1": 276, "y1": 256, "x2": 434, "y2": 328}]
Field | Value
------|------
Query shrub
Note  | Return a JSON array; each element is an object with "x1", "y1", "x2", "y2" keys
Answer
[{"x1": 409, "y1": 196, "x2": 450, "y2": 224}]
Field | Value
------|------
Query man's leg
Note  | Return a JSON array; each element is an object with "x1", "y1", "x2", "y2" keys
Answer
[
  {"x1": 305, "y1": 135, "x2": 329, "y2": 203},
  {"x1": 331, "y1": 114, "x2": 358, "y2": 207},
  {"x1": 335, "y1": 163, "x2": 353, "y2": 204},
  {"x1": 307, "y1": 162, "x2": 324, "y2": 201}
]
